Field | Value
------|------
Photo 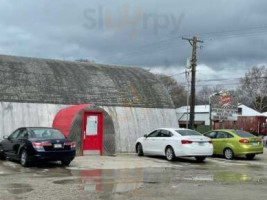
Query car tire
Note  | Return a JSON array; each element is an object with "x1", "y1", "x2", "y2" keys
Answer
[
  {"x1": 224, "y1": 148, "x2": 234, "y2": 160},
  {"x1": 61, "y1": 160, "x2": 72, "y2": 166},
  {"x1": 137, "y1": 143, "x2": 144, "y2": 156},
  {"x1": 165, "y1": 146, "x2": 175, "y2": 161},
  {"x1": 20, "y1": 150, "x2": 30, "y2": 167},
  {"x1": 195, "y1": 156, "x2": 206, "y2": 162},
  {"x1": 246, "y1": 154, "x2": 256, "y2": 160},
  {"x1": 0, "y1": 147, "x2": 6, "y2": 161}
]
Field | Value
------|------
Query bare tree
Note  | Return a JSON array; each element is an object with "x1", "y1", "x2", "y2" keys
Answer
[
  {"x1": 238, "y1": 66, "x2": 267, "y2": 112},
  {"x1": 196, "y1": 86, "x2": 213, "y2": 105},
  {"x1": 154, "y1": 74, "x2": 187, "y2": 108},
  {"x1": 196, "y1": 85, "x2": 225, "y2": 105}
]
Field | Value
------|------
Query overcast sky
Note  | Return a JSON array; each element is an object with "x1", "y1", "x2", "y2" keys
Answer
[{"x1": 0, "y1": 0, "x2": 267, "y2": 89}]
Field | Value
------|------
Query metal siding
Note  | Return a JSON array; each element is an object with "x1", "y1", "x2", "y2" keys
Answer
[{"x1": 102, "y1": 106, "x2": 178, "y2": 152}]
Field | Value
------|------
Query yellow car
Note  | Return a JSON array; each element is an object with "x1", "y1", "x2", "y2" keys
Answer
[{"x1": 204, "y1": 129, "x2": 263, "y2": 160}]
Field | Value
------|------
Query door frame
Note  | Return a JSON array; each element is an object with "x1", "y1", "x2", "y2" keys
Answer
[{"x1": 82, "y1": 111, "x2": 103, "y2": 156}]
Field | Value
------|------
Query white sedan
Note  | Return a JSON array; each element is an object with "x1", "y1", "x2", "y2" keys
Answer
[{"x1": 135, "y1": 128, "x2": 213, "y2": 162}]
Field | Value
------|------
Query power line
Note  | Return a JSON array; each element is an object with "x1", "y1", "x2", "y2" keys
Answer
[
  {"x1": 185, "y1": 25, "x2": 267, "y2": 39},
  {"x1": 178, "y1": 76, "x2": 267, "y2": 85},
  {"x1": 96, "y1": 24, "x2": 267, "y2": 68}
]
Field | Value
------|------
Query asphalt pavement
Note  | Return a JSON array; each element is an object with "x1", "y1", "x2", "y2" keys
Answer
[{"x1": 0, "y1": 151, "x2": 267, "y2": 200}]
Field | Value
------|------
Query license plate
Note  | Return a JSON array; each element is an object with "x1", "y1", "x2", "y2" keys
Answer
[
  {"x1": 54, "y1": 144, "x2": 62, "y2": 148},
  {"x1": 198, "y1": 142, "x2": 204, "y2": 146},
  {"x1": 252, "y1": 142, "x2": 258, "y2": 146}
]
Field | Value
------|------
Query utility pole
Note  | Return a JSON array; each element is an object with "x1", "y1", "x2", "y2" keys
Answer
[
  {"x1": 182, "y1": 36, "x2": 203, "y2": 130},
  {"x1": 185, "y1": 69, "x2": 190, "y2": 129}
]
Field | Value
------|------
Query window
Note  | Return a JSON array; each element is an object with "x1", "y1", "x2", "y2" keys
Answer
[
  {"x1": 86, "y1": 116, "x2": 98, "y2": 136},
  {"x1": 216, "y1": 132, "x2": 229, "y2": 139},
  {"x1": 29, "y1": 128, "x2": 65, "y2": 139},
  {"x1": 148, "y1": 130, "x2": 160, "y2": 137},
  {"x1": 9, "y1": 129, "x2": 21, "y2": 139},
  {"x1": 205, "y1": 131, "x2": 217, "y2": 139},
  {"x1": 234, "y1": 130, "x2": 254, "y2": 138},
  {"x1": 175, "y1": 130, "x2": 201, "y2": 136},
  {"x1": 238, "y1": 108, "x2": 242, "y2": 115},
  {"x1": 17, "y1": 129, "x2": 29, "y2": 139},
  {"x1": 159, "y1": 130, "x2": 172, "y2": 137}
]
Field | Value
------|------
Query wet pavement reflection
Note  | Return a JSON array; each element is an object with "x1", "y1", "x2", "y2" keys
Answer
[{"x1": 54, "y1": 168, "x2": 146, "y2": 194}]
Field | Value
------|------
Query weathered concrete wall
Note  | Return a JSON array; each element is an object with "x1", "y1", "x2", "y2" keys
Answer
[{"x1": 0, "y1": 102, "x2": 178, "y2": 152}]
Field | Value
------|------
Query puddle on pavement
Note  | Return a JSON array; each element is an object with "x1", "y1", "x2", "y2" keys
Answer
[
  {"x1": 53, "y1": 168, "x2": 158, "y2": 194},
  {"x1": 3, "y1": 183, "x2": 33, "y2": 194},
  {"x1": 214, "y1": 172, "x2": 265, "y2": 183},
  {"x1": 183, "y1": 172, "x2": 265, "y2": 183}
]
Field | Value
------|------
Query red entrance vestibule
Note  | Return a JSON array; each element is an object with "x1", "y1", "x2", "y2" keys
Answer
[{"x1": 52, "y1": 104, "x2": 106, "y2": 156}]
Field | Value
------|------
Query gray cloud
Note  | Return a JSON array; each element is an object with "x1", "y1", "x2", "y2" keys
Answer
[{"x1": 0, "y1": 0, "x2": 267, "y2": 84}]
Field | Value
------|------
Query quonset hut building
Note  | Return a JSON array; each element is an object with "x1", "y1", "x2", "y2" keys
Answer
[{"x1": 0, "y1": 55, "x2": 178, "y2": 155}]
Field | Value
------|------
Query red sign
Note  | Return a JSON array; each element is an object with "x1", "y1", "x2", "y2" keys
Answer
[{"x1": 219, "y1": 93, "x2": 232, "y2": 107}]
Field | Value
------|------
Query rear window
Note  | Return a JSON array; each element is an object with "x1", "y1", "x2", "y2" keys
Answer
[
  {"x1": 29, "y1": 128, "x2": 65, "y2": 139},
  {"x1": 234, "y1": 130, "x2": 255, "y2": 138},
  {"x1": 175, "y1": 130, "x2": 202, "y2": 136}
]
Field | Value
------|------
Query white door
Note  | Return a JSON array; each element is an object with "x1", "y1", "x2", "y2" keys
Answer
[
  {"x1": 154, "y1": 130, "x2": 172, "y2": 155},
  {"x1": 143, "y1": 130, "x2": 160, "y2": 154}
]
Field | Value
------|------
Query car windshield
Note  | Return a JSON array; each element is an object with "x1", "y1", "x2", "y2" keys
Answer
[
  {"x1": 234, "y1": 130, "x2": 255, "y2": 138},
  {"x1": 29, "y1": 128, "x2": 65, "y2": 139},
  {"x1": 175, "y1": 130, "x2": 202, "y2": 136}
]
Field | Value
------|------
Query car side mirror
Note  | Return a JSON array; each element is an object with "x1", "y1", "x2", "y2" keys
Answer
[
  {"x1": 3, "y1": 136, "x2": 8, "y2": 140},
  {"x1": 144, "y1": 134, "x2": 148, "y2": 138}
]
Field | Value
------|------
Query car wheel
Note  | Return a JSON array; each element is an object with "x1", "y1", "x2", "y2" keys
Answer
[
  {"x1": 137, "y1": 143, "x2": 144, "y2": 156},
  {"x1": 20, "y1": 150, "x2": 30, "y2": 167},
  {"x1": 61, "y1": 160, "x2": 72, "y2": 166},
  {"x1": 195, "y1": 156, "x2": 206, "y2": 162},
  {"x1": 0, "y1": 147, "x2": 6, "y2": 161},
  {"x1": 165, "y1": 146, "x2": 175, "y2": 161},
  {"x1": 246, "y1": 154, "x2": 256, "y2": 160},
  {"x1": 224, "y1": 148, "x2": 234, "y2": 160}
]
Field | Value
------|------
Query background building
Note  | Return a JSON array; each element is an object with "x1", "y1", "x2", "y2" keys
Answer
[{"x1": 176, "y1": 104, "x2": 263, "y2": 133}]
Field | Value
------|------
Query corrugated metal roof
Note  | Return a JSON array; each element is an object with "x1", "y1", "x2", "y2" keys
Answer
[
  {"x1": 0, "y1": 55, "x2": 174, "y2": 108},
  {"x1": 238, "y1": 104, "x2": 261, "y2": 116}
]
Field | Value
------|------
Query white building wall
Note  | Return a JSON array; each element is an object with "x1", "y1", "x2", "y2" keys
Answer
[
  {"x1": 0, "y1": 102, "x2": 68, "y2": 137},
  {"x1": 102, "y1": 106, "x2": 178, "y2": 152},
  {"x1": 0, "y1": 102, "x2": 178, "y2": 153}
]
